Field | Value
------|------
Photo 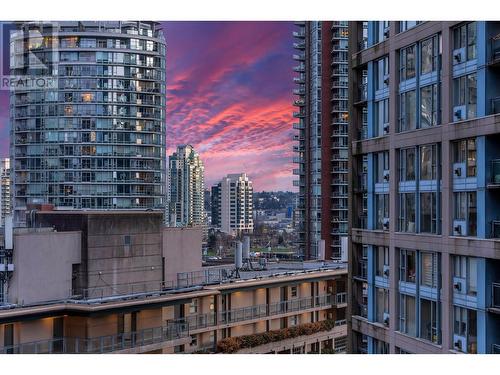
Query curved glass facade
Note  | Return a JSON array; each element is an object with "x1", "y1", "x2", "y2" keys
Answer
[{"x1": 10, "y1": 21, "x2": 166, "y2": 217}]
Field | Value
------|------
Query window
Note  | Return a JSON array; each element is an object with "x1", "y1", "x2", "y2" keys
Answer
[
  {"x1": 373, "y1": 339, "x2": 389, "y2": 354},
  {"x1": 421, "y1": 252, "x2": 439, "y2": 288},
  {"x1": 453, "y1": 256, "x2": 478, "y2": 296},
  {"x1": 399, "y1": 294, "x2": 416, "y2": 336},
  {"x1": 399, "y1": 90, "x2": 416, "y2": 132},
  {"x1": 453, "y1": 307, "x2": 477, "y2": 353},
  {"x1": 420, "y1": 299, "x2": 439, "y2": 344},
  {"x1": 291, "y1": 286, "x2": 298, "y2": 298},
  {"x1": 374, "y1": 151, "x2": 389, "y2": 183},
  {"x1": 375, "y1": 246, "x2": 389, "y2": 277},
  {"x1": 376, "y1": 287, "x2": 389, "y2": 325},
  {"x1": 375, "y1": 21, "x2": 390, "y2": 43},
  {"x1": 399, "y1": 193, "x2": 416, "y2": 232},
  {"x1": 400, "y1": 21, "x2": 421, "y2": 33},
  {"x1": 453, "y1": 191, "x2": 477, "y2": 236},
  {"x1": 420, "y1": 84, "x2": 439, "y2": 127},
  {"x1": 375, "y1": 194, "x2": 389, "y2": 230},
  {"x1": 420, "y1": 192, "x2": 438, "y2": 234},
  {"x1": 420, "y1": 144, "x2": 437, "y2": 180},
  {"x1": 453, "y1": 73, "x2": 477, "y2": 120},
  {"x1": 400, "y1": 45, "x2": 416, "y2": 81},
  {"x1": 453, "y1": 138, "x2": 476, "y2": 177},
  {"x1": 453, "y1": 22, "x2": 477, "y2": 61},
  {"x1": 421, "y1": 35, "x2": 441, "y2": 75},
  {"x1": 399, "y1": 147, "x2": 416, "y2": 181},
  {"x1": 190, "y1": 334, "x2": 198, "y2": 347},
  {"x1": 399, "y1": 249, "x2": 416, "y2": 283},
  {"x1": 80, "y1": 38, "x2": 96, "y2": 48},
  {"x1": 189, "y1": 299, "x2": 198, "y2": 314},
  {"x1": 374, "y1": 99, "x2": 389, "y2": 137},
  {"x1": 375, "y1": 56, "x2": 389, "y2": 90}
]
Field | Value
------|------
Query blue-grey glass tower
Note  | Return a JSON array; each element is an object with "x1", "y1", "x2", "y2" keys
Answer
[
  {"x1": 349, "y1": 21, "x2": 500, "y2": 354},
  {"x1": 10, "y1": 21, "x2": 166, "y2": 222}
]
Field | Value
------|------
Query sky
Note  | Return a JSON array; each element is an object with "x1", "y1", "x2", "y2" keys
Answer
[{"x1": 0, "y1": 21, "x2": 296, "y2": 192}]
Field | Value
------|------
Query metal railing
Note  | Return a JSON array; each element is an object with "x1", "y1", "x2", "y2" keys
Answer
[
  {"x1": 0, "y1": 322, "x2": 189, "y2": 354},
  {"x1": 492, "y1": 97, "x2": 500, "y2": 115},
  {"x1": 167, "y1": 313, "x2": 216, "y2": 331},
  {"x1": 493, "y1": 344, "x2": 500, "y2": 354},
  {"x1": 493, "y1": 282, "x2": 500, "y2": 308},
  {"x1": 71, "y1": 280, "x2": 176, "y2": 300},
  {"x1": 219, "y1": 294, "x2": 337, "y2": 325}
]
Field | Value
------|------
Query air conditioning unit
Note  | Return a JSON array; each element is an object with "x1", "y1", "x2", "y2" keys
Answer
[
  {"x1": 383, "y1": 218, "x2": 390, "y2": 230},
  {"x1": 453, "y1": 277, "x2": 466, "y2": 293},
  {"x1": 453, "y1": 220, "x2": 467, "y2": 236},
  {"x1": 383, "y1": 74, "x2": 390, "y2": 86},
  {"x1": 453, "y1": 162, "x2": 466, "y2": 178},
  {"x1": 453, "y1": 335, "x2": 466, "y2": 351},
  {"x1": 383, "y1": 123, "x2": 390, "y2": 134},
  {"x1": 452, "y1": 48, "x2": 465, "y2": 64},
  {"x1": 383, "y1": 264, "x2": 390, "y2": 277},
  {"x1": 383, "y1": 312, "x2": 390, "y2": 326},
  {"x1": 453, "y1": 105, "x2": 466, "y2": 122},
  {"x1": 383, "y1": 170, "x2": 390, "y2": 182}
]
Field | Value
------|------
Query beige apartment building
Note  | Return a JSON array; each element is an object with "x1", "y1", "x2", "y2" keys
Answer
[{"x1": 0, "y1": 210, "x2": 347, "y2": 354}]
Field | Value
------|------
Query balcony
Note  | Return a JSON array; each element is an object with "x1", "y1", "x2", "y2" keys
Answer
[
  {"x1": 293, "y1": 64, "x2": 305, "y2": 73},
  {"x1": 293, "y1": 122, "x2": 304, "y2": 130},
  {"x1": 293, "y1": 42, "x2": 305, "y2": 50},
  {"x1": 293, "y1": 88, "x2": 305, "y2": 95},
  {"x1": 219, "y1": 294, "x2": 339, "y2": 325},
  {"x1": 293, "y1": 99, "x2": 305, "y2": 107},
  {"x1": 293, "y1": 53, "x2": 305, "y2": 61},
  {"x1": 0, "y1": 322, "x2": 189, "y2": 354},
  {"x1": 167, "y1": 313, "x2": 216, "y2": 331},
  {"x1": 491, "y1": 97, "x2": 500, "y2": 115},
  {"x1": 293, "y1": 77, "x2": 305, "y2": 84},
  {"x1": 293, "y1": 111, "x2": 305, "y2": 119},
  {"x1": 293, "y1": 31, "x2": 305, "y2": 39}
]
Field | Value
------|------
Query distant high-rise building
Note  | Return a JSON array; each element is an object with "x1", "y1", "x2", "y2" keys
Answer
[
  {"x1": 167, "y1": 145, "x2": 205, "y2": 228},
  {"x1": 0, "y1": 158, "x2": 12, "y2": 227},
  {"x1": 211, "y1": 173, "x2": 253, "y2": 236},
  {"x1": 9, "y1": 21, "x2": 166, "y2": 224},
  {"x1": 292, "y1": 21, "x2": 349, "y2": 260},
  {"x1": 348, "y1": 21, "x2": 500, "y2": 354}
]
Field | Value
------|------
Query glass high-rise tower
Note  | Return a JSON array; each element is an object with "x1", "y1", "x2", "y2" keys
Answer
[{"x1": 9, "y1": 21, "x2": 166, "y2": 223}]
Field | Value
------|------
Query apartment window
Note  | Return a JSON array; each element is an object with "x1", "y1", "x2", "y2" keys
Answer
[
  {"x1": 420, "y1": 192, "x2": 438, "y2": 234},
  {"x1": 420, "y1": 299, "x2": 439, "y2": 344},
  {"x1": 290, "y1": 315, "x2": 298, "y2": 327},
  {"x1": 453, "y1": 22, "x2": 477, "y2": 61},
  {"x1": 420, "y1": 84, "x2": 439, "y2": 127},
  {"x1": 376, "y1": 21, "x2": 390, "y2": 43},
  {"x1": 399, "y1": 193, "x2": 416, "y2": 232},
  {"x1": 374, "y1": 99, "x2": 389, "y2": 136},
  {"x1": 375, "y1": 194, "x2": 389, "y2": 230},
  {"x1": 400, "y1": 45, "x2": 416, "y2": 81},
  {"x1": 189, "y1": 299, "x2": 198, "y2": 314},
  {"x1": 400, "y1": 21, "x2": 421, "y2": 33},
  {"x1": 453, "y1": 307, "x2": 477, "y2": 353},
  {"x1": 421, "y1": 35, "x2": 441, "y2": 75},
  {"x1": 375, "y1": 56, "x2": 389, "y2": 90},
  {"x1": 421, "y1": 252, "x2": 439, "y2": 288},
  {"x1": 453, "y1": 191, "x2": 477, "y2": 236},
  {"x1": 453, "y1": 138, "x2": 476, "y2": 177},
  {"x1": 420, "y1": 144, "x2": 437, "y2": 180},
  {"x1": 453, "y1": 256, "x2": 478, "y2": 296},
  {"x1": 399, "y1": 147, "x2": 416, "y2": 181},
  {"x1": 291, "y1": 286, "x2": 298, "y2": 298},
  {"x1": 374, "y1": 151, "x2": 389, "y2": 183},
  {"x1": 375, "y1": 246, "x2": 389, "y2": 277},
  {"x1": 4, "y1": 324, "x2": 14, "y2": 354},
  {"x1": 399, "y1": 249, "x2": 416, "y2": 283},
  {"x1": 373, "y1": 339, "x2": 389, "y2": 354},
  {"x1": 376, "y1": 287, "x2": 389, "y2": 325},
  {"x1": 453, "y1": 73, "x2": 477, "y2": 120},
  {"x1": 399, "y1": 294, "x2": 416, "y2": 336},
  {"x1": 399, "y1": 90, "x2": 416, "y2": 132}
]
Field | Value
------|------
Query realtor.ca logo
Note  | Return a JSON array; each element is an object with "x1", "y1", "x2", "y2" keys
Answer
[{"x1": 0, "y1": 21, "x2": 59, "y2": 91}]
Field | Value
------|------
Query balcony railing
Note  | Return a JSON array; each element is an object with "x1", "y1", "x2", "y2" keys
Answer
[
  {"x1": 167, "y1": 313, "x2": 216, "y2": 331},
  {"x1": 489, "y1": 35, "x2": 500, "y2": 65},
  {"x1": 493, "y1": 344, "x2": 500, "y2": 354},
  {"x1": 493, "y1": 282, "x2": 500, "y2": 308},
  {"x1": 0, "y1": 322, "x2": 189, "y2": 354},
  {"x1": 219, "y1": 294, "x2": 338, "y2": 325},
  {"x1": 71, "y1": 280, "x2": 175, "y2": 300}
]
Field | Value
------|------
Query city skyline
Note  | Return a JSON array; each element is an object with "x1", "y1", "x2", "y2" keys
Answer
[{"x1": 0, "y1": 21, "x2": 296, "y2": 192}]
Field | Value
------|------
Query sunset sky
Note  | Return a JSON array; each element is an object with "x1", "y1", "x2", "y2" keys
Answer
[{"x1": 0, "y1": 21, "x2": 295, "y2": 192}]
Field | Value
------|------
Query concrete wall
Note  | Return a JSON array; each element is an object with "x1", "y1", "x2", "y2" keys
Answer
[
  {"x1": 162, "y1": 226, "x2": 202, "y2": 284},
  {"x1": 9, "y1": 230, "x2": 81, "y2": 305}
]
